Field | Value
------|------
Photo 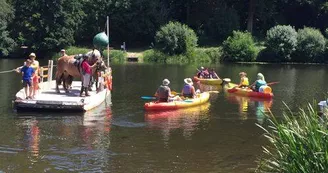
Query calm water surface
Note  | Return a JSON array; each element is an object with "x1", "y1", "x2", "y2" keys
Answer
[{"x1": 0, "y1": 59, "x2": 327, "y2": 172}]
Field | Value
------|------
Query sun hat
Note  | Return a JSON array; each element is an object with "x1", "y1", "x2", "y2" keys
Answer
[
  {"x1": 184, "y1": 78, "x2": 193, "y2": 85},
  {"x1": 162, "y1": 79, "x2": 170, "y2": 86},
  {"x1": 29, "y1": 53, "x2": 36, "y2": 58},
  {"x1": 257, "y1": 73, "x2": 265, "y2": 81}
]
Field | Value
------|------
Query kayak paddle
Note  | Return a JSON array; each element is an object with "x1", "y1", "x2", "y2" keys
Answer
[
  {"x1": 141, "y1": 96, "x2": 157, "y2": 100},
  {"x1": 267, "y1": 82, "x2": 279, "y2": 86}
]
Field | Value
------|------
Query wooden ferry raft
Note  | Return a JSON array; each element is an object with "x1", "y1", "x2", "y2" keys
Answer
[{"x1": 14, "y1": 60, "x2": 112, "y2": 112}]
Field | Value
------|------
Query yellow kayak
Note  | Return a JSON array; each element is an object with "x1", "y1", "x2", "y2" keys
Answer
[
  {"x1": 144, "y1": 92, "x2": 210, "y2": 111},
  {"x1": 193, "y1": 76, "x2": 223, "y2": 85}
]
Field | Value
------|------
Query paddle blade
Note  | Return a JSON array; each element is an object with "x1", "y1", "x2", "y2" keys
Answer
[
  {"x1": 141, "y1": 96, "x2": 157, "y2": 100},
  {"x1": 223, "y1": 78, "x2": 231, "y2": 83}
]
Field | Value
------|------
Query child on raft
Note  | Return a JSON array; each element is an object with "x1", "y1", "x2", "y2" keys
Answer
[{"x1": 16, "y1": 59, "x2": 34, "y2": 99}]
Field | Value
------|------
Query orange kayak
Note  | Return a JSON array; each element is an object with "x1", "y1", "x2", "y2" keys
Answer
[
  {"x1": 224, "y1": 83, "x2": 273, "y2": 99},
  {"x1": 144, "y1": 92, "x2": 210, "y2": 111}
]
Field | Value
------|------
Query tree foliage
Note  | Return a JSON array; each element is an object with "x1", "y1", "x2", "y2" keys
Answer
[
  {"x1": 266, "y1": 25, "x2": 298, "y2": 61},
  {"x1": 154, "y1": 21, "x2": 198, "y2": 55},
  {"x1": 10, "y1": 0, "x2": 85, "y2": 53},
  {"x1": 3, "y1": 0, "x2": 328, "y2": 60},
  {"x1": 0, "y1": 0, "x2": 15, "y2": 57},
  {"x1": 294, "y1": 27, "x2": 326, "y2": 62},
  {"x1": 222, "y1": 31, "x2": 258, "y2": 62}
]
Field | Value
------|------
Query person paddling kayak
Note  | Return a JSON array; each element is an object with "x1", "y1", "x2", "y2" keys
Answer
[
  {"x1": 155, "y1": 79, "x2": 175, "y2": 102},
  {"x1": 250, "y1": 73, "x2": 267, "y2": 92},
  {"x1": 237, "y1": 72, "x2": 249, "y2": 88},
  {"x1": 181, "y1": 78, "x2": 196, "y2": 98}
]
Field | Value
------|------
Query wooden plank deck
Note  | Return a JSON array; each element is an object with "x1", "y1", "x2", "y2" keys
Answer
[{"x1": 14, "y1": 81, "x2": 111, "y2": 112}]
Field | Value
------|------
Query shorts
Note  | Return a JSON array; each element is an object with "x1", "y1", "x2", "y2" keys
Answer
[
  {"x1": 82, "y1": 73, "x2": 91, "y2": 87},
  {"x1": 23, "y1": 79, "x2": 32, "y2": 87},
  {"x1": 32, "y1": 75, "x2": 39, "y2": 84}
]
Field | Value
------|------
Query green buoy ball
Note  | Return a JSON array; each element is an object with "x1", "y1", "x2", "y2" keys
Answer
[{"x1": 93, "y1": 32, "x2": 109, "y2": 49}]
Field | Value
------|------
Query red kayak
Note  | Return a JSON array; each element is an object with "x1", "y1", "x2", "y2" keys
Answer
[{"x1": 225, "y1": 83, "x2": 273, "y2": 99}]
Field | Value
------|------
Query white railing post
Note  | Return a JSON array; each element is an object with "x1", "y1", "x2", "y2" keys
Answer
[{"x1": 47, "y1": 60, "x2": 53, "y2": 89}]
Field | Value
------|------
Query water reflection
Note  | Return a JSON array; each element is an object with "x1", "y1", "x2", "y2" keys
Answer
[
  {"x1": 17, "y1": 100, "x2": 113, "y2": 171},
  {"x1": 145, "y1": 103, "x2": 210, "y2": 143},
  {"x1": 23, "y1": 119, "x2": 40, "y2": 162},
  {"x1": 225, "y1": 94, "x2": 272, "y2": 124}
]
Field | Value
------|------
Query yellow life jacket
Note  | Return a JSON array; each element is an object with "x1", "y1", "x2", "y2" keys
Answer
[
  {"x1": 241, "y1": 77, "x2": 249, "y2": 86},
  {"x1": 30, "y1": 61, "x2": 39, "y2": 74}
]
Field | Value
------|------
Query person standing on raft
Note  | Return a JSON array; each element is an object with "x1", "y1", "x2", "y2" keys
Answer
[
  {"x1": 29, "y1": 53, "x2": 40, "y2": 99},
  {"x1": 16, "y1": 59, "x2": 34, "y2": 99},
  {"x1": 80, "y1": 58, "x2": 97, "y2": 97}
]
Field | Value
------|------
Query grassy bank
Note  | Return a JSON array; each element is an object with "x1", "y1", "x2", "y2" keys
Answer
[
  {"x1": 51, "y1": 46, "x2": 224, "y2": 64},
  {"x1": 256, "y1": 104, "x2": 328, "y2": 172},
  {"x1": 142, "y1": 47, "x2": 223, "y2": 64},
  {"x1": 52, "y1": 46, "x2": 126, "y2": 63}
]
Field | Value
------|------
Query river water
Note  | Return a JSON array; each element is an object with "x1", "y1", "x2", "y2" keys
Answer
[{"x1": 0, "y1": 59, "x2": 327, "y2": 172}]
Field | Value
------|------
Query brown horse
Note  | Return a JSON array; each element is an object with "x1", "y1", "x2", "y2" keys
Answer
[{"x1": 55, "y1": 49, "x2": 102, "y2": 93}]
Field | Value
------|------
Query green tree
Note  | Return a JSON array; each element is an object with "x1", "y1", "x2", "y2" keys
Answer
[
  {"x1": 154, "y1": 21, "x2": 198, "y2": 55},
  {"x1": 222, "y1": 31, "x2": 258, "y2": 62},
  {"x1": 266, "y1": 25, "x2": 298, "y2": 61},
  {"x1": 0, "y1": 0, "x2": 16, "y2": 57},
  {"x1": 294, "y1": 27, "x2": 326, "y2": 62},
  {"x1": 10, "y1": 0, "x2": 85, "y2": 53},
  {"x1": 77, "y1": 0, "x2": 131, "y2": 46},
  {"x1": 109, "y1": 0, "x2": 169, "y2": 46}
]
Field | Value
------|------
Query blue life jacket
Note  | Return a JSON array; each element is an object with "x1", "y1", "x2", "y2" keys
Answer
[
  {"x1": 183, "y1": 84, "x2": 194, "y2": 97},
  {"x1": 255, "y1": 80, "x2": 267, "y2": 92}
]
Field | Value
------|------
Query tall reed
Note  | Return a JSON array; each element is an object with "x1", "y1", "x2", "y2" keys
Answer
[{"x1": 256, "y1": 103, "x2": 328, "y2": 173}]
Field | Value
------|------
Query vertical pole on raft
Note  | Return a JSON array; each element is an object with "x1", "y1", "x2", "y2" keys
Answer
[
  {"x1": 106, "y1": 16, "x2": 110, "y2": 67},
  {"x1": 47, "y1": 60, "x2": 53, "y2": 90}
]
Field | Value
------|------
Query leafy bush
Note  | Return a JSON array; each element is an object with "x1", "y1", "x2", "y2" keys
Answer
[
  {"x1": 266, "y1": 25, "x2": 297, "y2": 61},
  {"x1": 106, "y1": 50, "x2": 126, "y2": 63},
  {"x1": 142, "y1": 49, "x2": 166, "y2": 63},
  {"x1": 154, "y1": 21, "x2": 198, "y2": 55},
  {"x1": 52, "y1": 46, "x2": 90, "y2": 60},
  {"x1": 293, "y1": 27, "x2": 326, "y2": 62},
  {"x1": 257, "y1": 104, "x2": 328, "y2": 173},
  {"x1": 222, "y1": 31, "x2": 259, "y2": 62},
  {"x1": 204, "y1": 6, "x2": 240, "y2": 42},
  {"x1": 143, "y1": 48, "x2": 217, "y2": 64},
  {"x1": 52, "y1": 47, "x2": 126, "y2": 64},
  {"x1": 194, "y1": 47, "x2": 223, "y2": 63}
]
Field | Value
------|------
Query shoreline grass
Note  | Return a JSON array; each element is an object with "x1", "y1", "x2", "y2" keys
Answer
[{"x1": 256, "y1": 103, "x2": 328, "y2": 173}]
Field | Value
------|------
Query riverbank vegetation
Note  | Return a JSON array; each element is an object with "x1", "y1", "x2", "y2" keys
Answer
[
  {"x1": 1, "y1": 0, "x2": 328, "y2": 64},
  {"x1": 256, "y1": 104, "x2": 328, "y2": 173},
  {"x1": 52, "y1": 47, "x2": 126, "y2": 63}
]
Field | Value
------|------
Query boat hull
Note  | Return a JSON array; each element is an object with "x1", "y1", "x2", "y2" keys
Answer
[
  {"x1": 144, "y1": 92, "x2": 210, "y2": 111},
  {"x1": 193, "y1": 76, "x2": 223, "y2": 85},
  {"x1": 224, "y1": 83, "x2": 273, "y2": 99}
]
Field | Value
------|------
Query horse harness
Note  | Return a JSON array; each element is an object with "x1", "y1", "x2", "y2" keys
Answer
[{"x1": 73, "y1": 54, "x2": 88, "y2": 75}]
